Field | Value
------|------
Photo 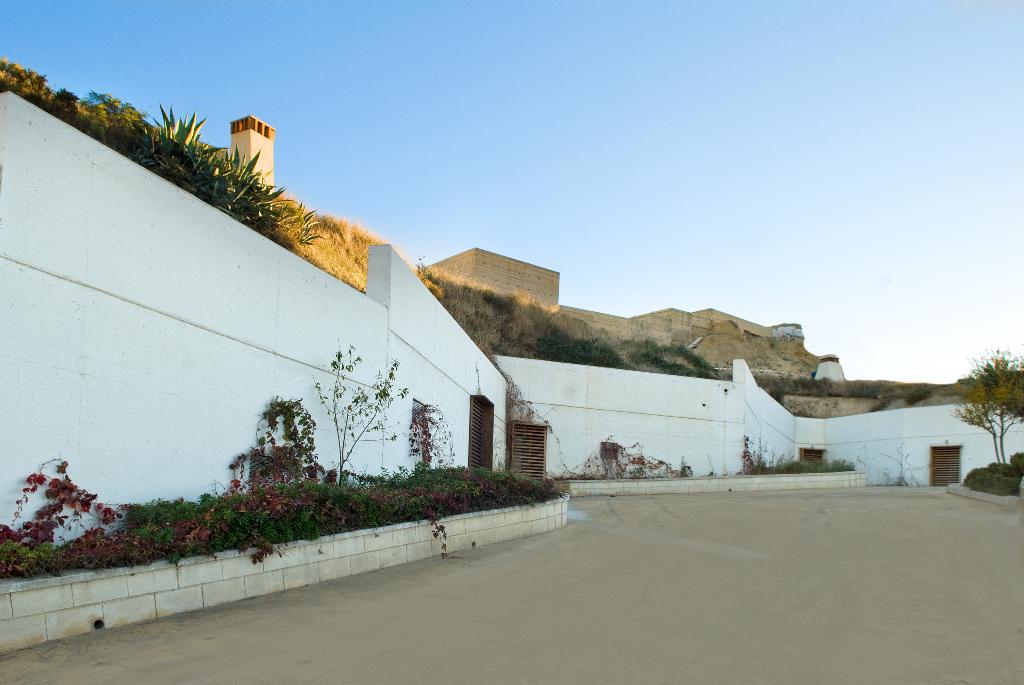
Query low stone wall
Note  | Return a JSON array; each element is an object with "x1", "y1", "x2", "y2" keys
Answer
[
  {"x1": 945, "y1": 484, "x2": 1022, "y2": 507},
  {"x1": 568, "y1": 472, "x2": 865, "y2": 497},
  {"x1": 0, "y1": 498, "x2": 568, "y2": 653}
]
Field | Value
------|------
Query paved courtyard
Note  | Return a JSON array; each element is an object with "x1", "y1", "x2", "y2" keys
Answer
[{"x1": 2, "y1": 488, "x2": 1022, "y2": 684}]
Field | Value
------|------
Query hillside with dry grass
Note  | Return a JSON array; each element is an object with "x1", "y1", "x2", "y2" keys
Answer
[
  {"x1": 285, "y1": 213, "x2": 384, "y2": 291},
  {"x1": 688, "y1": 323, "x2": 820, "y2": 377}
]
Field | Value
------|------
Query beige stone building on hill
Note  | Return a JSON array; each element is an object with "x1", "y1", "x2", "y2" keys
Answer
[
  {"x1": 430, "y1": 248, "x2": 804, "y2": 347},
  {"x1": 431, "y1": 248, "x2": 561, "y2": 306}
]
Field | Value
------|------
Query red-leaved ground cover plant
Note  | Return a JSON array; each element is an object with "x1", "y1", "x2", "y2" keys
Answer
[{"x1": 0, "y1": 461, "x2": 559, "y2": 579}]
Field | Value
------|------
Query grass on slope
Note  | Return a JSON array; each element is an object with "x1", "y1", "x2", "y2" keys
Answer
[
  {"x1": 286, "y1": 214, "x2": 383, "y2": 291},
  {"x1": 754, "y1": 373, "x2": 954, "y2": 409}
]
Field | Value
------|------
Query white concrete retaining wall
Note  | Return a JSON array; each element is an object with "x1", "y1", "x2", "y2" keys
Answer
[
  {"x1": 0, "y1": 92, "x2": 506, "y2": 520},
  {"x1": 815, "y1": 406, "x2": 1024, "y2": 486},
  {"x1": 733, "y1": 359, "x2": 800, "y2": 462},
  {"x1": 497, "y1": 356, "x2": 802, "y2": 478},
  {"x1": 498, "y1": 353, "x2": 1024, "y2": 485},
  {"x1": 496, "y1": 356, "x2": 746, "y2": 477},
  {"x1": 0, "y1": 498, "x2": 567, "y2": 653},
  {"x1": 568, "y1": 472, "x2": 865, "y2": 497}
]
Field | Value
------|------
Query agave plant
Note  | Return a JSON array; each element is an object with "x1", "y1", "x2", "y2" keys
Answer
[
  {"x1": 157, "y1": 106, "x2": 204, "y2": 146},
  {"x1": 132, "y1": 107, "x2": 319, "y2": 245}
]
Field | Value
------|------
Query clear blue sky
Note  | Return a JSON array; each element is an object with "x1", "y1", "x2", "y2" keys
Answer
[{"x1": 4, "y1": 1, "x2": 1022, "y2": 383}]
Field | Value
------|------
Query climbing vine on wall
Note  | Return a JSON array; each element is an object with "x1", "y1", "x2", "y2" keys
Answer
[
  {"x1": 229, "y1": 397, "x2": 332, "y2": 485},
  {"x1": 568, "y1": 439, "x2": 689, "y2": 480},
  {"x1": 1, "y1": 460, "x2": 120, "y2": 547},
  {"x1": 409, "y1": 401, "x2": 454, "y2": 466}
]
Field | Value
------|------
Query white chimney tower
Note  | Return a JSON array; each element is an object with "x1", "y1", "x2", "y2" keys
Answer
[
  {"x1": 229, "y1": 115, "x2": 276, "y2": 185},
  {"x1": 815, "y1": 355, "x2": 846, "y2": 382}
]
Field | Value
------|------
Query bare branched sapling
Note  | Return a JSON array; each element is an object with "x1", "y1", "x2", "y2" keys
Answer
[{"x1": 315, "y1": 346, "x2": 409, "y2": 475}]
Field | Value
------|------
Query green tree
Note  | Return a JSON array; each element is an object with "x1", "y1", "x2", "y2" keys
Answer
[{"x1": 953, "y1": 351, "x2": 1024, "y2": 463}]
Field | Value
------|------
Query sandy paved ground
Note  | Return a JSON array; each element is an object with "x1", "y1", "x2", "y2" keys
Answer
[{"x1": 1, "y1": 487, "x2": 1022, "y2": 685}]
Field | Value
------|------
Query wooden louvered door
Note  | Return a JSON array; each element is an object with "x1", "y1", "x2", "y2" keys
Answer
[
  {"x1": 468, "y1": 395, "x2": 494, "y2": 470},
  {"x1": 511, "y1": 422, "x2": 547, "y2": 481},
  {"x1": 799, "y1": 448, "x2": 825, "y2": 463},
  {"x1": 930, "y1": 445, "x2": 961, "y2": 486}
]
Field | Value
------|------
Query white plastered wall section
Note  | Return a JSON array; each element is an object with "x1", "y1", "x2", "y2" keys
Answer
[
  {"x1": 495, "y1": 356, "x2": 748, "y2": 476},
  {"x1": 367, "y1": 245, "x2": 507, "y2": 469},
  {"x1": 815, "y1": 406, "x2": 1024, "y2": 486},
  {"x1": 732, "y1": 359, "x2": 799, "y2": 462},
  {"x1": 0, "y1": 93, "x2": 505, "y2": 521},
  {"x1": 498, "y1": 354, "x2": 1024, "y2": 483}
]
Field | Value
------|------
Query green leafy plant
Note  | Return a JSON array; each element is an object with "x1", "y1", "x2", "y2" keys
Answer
[
  {"x1": 0, "y1": 58, "x2": 148, "y2": 155},
  {"x1": 230, "y1": 398, "x2": 328, "y2": 484},
  {"x1": 1011, "y1": 452, "x2": 1024, "y2": 472},
  {"x1": 0, "y1": 462, "x2": 561, "y2": 578},
  {"x1": 623, "y1": 339, "x2": 718, "y2": 379},
  {"x1": 756, "y1": 459, "x2": 857, "y2": 474},
  {"x1": 963, "y1": 460, "x2": 1023, "y2": 497},
  {"x1": 1, "y1": 59, "x2": 319, "y2": 248},
  {"x1": 903, "y1": 385, "x2": 934, "y2": 406},
  {"x1": 133, "y1": 107, "x2": 319, "y2": 246},
  {"x1": 536, "y1": 327, "x2": 625, "y2": 369},
  {"x1": 315, "y1": 346, "x2": 410, "y2": 476},
  {"x1": 0, "y1": 541, "x2": 60, "y2": 578}
]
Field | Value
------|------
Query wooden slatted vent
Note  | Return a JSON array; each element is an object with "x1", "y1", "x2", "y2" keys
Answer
[
  {"x1": 511, "y1": 422, "x2": 547, "y2": 481},
  {"x1": 800, "y1": 448, "x2": 825, "y2": 463},
  {"x1": 930, "y1": 445, "x2": 961, "y2": 486},
  {"x1": 468, "y1": 395, "x2": 494, "y2": 470}
]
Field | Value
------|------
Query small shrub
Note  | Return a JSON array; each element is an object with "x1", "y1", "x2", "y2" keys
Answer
[
  {"x1": 740, "y1": 438, "x2": 856, "y2": 475},
  {"x1": 0, "y1": 59, "x2": 147, "y2": 157},
  {"x1": 536, "y1": 327, "x2": 625, "y2": 369},
  {"x1": 1009, "y1": 452, "x2": 1024, "y2": 473},
  {"x1": 623, "y1": 339, "x2": 717, "y2": 379},
  {"x1": 761, "y1": 459, "x2": 857, "y2": 475},
  {"x1": 625, "y1": 339, "x2": 691, "y2": 375},
  {"x1": 230, "y1": 397, "x2": 327, "y2": 485},
  {"x1": 58, "y1": 528, "x2": 169, "y2": 571},
  {"x1": 0, "y1": 541, "x2": 60, "y2": 577},
  {"x1": 0, "y1": 460, "x2": 120, "y2": 547},
  {"x1": 902, "y1": 385, "x2": 933, "y2": 406},
  {"x1": 964, "y1": 463, "x2": 1022, "y2": 497},
  {"x1": 986, "y1": 462, "x2": 1021, "y2": 479},
  {"x1": 671, "y1": 344, "x2": 718, "y2": 379}
]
